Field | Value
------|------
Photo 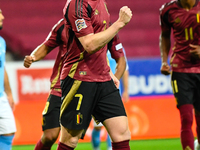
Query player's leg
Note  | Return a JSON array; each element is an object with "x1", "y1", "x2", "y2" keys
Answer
[
  {"x1": 194, "y1": 81, "x2": 200, "y2": 150},
  {"x1": 0, "y1": 133, "x2": 15, "y2": 150},
  {"x1": 57, "y1": 125, "x2": 83, "y2": 150},
  {"x1": 171, "y1": 72, "x2": 196, "y2": 150},
  {"x1": 106, "y1": 134, "x2": 112, "y2": 150},
  {"x1": 195, "y1": 109, "x2": 200, "y2": 150},
  {"x1": 178, "y1": 104, "x2": 194, "y2": 150},
  {"x1": 34, "y1": 94, "x2": 61, "y2": 150},
  {"x1": 57, "y1": 77, "x2": 97, "y2": 150},
  {"x1": 92, "y1": 120, "x2": 102, "y2": 150},
  {"x1": 103, "y1": 116, "x2": 130, "y2": 149},
  {"x1": 92, "y1": 121, "x2": 112, "y2": 150},
  {"x1": 35, "y1": 128, "x2": 60, "y2": 150},
  {"x1": 0, "y1": 93, "x2": 16, "y2": 150},
  {"x1": 93, "y1": 80, "x2": 131, "y2": 150}
]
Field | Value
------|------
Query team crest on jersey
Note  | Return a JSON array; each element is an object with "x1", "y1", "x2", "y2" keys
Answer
[
  {"x1": 76, "y1": 112, "x2": 83, "y2": 125},
  {"x1": 75, "y1": 19, "x2": 87, "y2": 32}
]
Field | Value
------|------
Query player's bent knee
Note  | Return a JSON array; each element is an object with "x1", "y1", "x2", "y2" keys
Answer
[
  {"x1": 60, "y1": 126, "x2": 83, "y2": 148},
  {"x1": 43, "y1": 134, "x2": 57, "y2": 144},
  {"x1": 111, "y1": 126, "x2": 131, "y2": 142},
  {"x1": 122, "y1": 128, "x2": 131, "y2": 140},
  {"x1": 118, "y1": 123, "x2": 130, "y2": 138},
  {"x1": 42, "y1": 131, "x2": 59, "y2": 144},
  {"x1": 68, "y1": 138, "x2": 79, "y2": 147}
]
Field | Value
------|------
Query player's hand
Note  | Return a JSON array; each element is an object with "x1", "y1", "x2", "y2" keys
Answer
[
  {"x1": 23, "y1": 55, "x2": 36, "y2": 68},
  {"x1": 113, "y1": 78, "x2": 120, "y2": 89},
  {"x1": 118, "y1": 6, "x2": 132, "y2": 26},
  {"x1": 189, "y1": 44, "x2": 200, "y2": 59},
  {"x1": 109, "y1": 71, "x2": 120, "y2": 88},
  {"x1": 160, "y1": 62, "x2": 171, "y2": 75},
  {"x1": 122, "y1": 91, "x2": 129, "y2": 103},
  {"x1": 112, "y1": 75, "x2": 120, "y2": 88}
]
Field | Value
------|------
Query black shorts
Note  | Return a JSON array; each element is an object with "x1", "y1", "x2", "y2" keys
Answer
[
  {"x1": 60, "y1": 76, "x2": 127, "y2": 131},
  {"x1": 171, "y1": 72, "x2": 200, "y2": 110},
  {"x1": 42, "y1": 94, "x2": 61, "y2": 131}
]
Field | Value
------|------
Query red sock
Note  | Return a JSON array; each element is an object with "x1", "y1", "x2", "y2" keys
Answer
[
  {"x1": 57, "y1": 142, "x2": 74, "y2": 150},
  {"x1": 112, "y1": 140, "x2": 130, "y2": 150},
  {"x1": 34, "y1": 140, "x2": 51, "y2": 150},
  {"x1": 195, "y1": 112, "x2": 200, "y2": 143},
  {"x1": 179, "y1": 104, "x2": 194, "y2": 150}
]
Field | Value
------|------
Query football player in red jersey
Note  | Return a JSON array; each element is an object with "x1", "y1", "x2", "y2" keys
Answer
[
  {"x1": 57, "y1": 0, "x2": 132, "y2": 150},
  {"x1": 24, "y1": 18, "x2": 67, "y2": 150},
  {"x1": 24, "y1": 17, "x2": 128, "y2": 150},
  {"x1": 159, "y1": 0, "x2": 200, "y2": 150}
]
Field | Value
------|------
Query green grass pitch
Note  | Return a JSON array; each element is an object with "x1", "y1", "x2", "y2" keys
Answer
[{"x1": 12, "y1": 138, "x2": 182, "y2": 150}]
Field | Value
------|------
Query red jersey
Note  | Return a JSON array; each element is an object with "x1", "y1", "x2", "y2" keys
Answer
[
  {"x1": 108, "y1": 34, "x2": 124, "y2": 60},
  {"x1": 160, "y1": 0, "x2": 200, "y2": 73},
  {"x1": 61, "y1": 0, "x2": 111, "y2": 82},
  {"x1": 44, "y1": 19, "x2": 67, "y2": 97}
]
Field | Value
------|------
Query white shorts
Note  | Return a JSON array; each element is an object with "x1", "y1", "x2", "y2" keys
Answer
[
  {"x1": 0, "y1": 93, "x2": 16, "y2": 134},
  {"x1": 93, "y1": 119, "x2": 103, "y2": 127}
]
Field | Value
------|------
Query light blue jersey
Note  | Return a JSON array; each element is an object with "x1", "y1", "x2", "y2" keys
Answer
[
  {"x1": 0, "y1": 36, "x2": 6, "y2": 96},
  {"x1": 107, "y1": 50, "x2": 117, "y2": 74},
  {"x1": 107, "y1": 48, "x2": 129, "y2": 94}
]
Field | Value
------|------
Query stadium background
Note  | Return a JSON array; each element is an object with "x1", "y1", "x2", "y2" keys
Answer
[{"x1": 0, "y1": 0, "x2": 197, "y2": 146}]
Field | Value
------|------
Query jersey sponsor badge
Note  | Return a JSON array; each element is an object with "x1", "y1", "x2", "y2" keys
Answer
[
  {"x1": 115, "y1": 43, "x2": 123, "y2": 51},
  {"x1": 75, "y1": 19, "x2": 87, "y2": 32}
]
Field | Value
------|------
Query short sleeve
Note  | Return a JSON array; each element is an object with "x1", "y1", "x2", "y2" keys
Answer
[
  {"x1": 65, "y1": 0, "x2": 94, "y2": 38},
  {"x1": 159, "y1": 4, "x2": 171, "y2": 32},
  {"x1": 44, "y1": 19, "x2": 64, "y2": 48},
  {"x1": 108, "y1": 34, "x2": 124, "y2": 60}
]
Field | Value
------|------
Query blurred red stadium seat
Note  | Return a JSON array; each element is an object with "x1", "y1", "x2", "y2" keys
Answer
[{"x1": 1, "y1": 0, "x2": 168, "y2": 59}]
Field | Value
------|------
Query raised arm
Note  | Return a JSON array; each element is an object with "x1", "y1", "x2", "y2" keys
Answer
[
  {"x1": 24, "y1": 19, "x2": 65, "y2": 68},
  {"x1": 78, "y1": 6, "x2": 132, "y2": 54},
  {"x1": 23, "y1": 43, "x2": 53, "y2": 68}
]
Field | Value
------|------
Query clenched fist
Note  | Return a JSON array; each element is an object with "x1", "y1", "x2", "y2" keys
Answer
[{"x1": 23, "y1": 55, "x2": 36, "y2": 68}]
